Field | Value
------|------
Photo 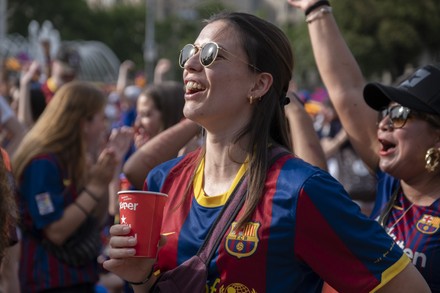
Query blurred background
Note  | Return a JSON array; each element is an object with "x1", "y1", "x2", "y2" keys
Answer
[{"x1": 1, "y1": 0, "x2": 440, "y2": 89}]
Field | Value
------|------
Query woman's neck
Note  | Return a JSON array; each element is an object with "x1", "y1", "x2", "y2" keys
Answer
[
  {"x1": 400, "y1": 173, "x2": 440, "y2": 206},
  {"x1": 202, "y1": 133, "x2": 250, "y2": 196}
]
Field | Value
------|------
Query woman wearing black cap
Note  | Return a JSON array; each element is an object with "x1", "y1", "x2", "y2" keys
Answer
[{"x1": 288, "y1": 0, "x2": 440, "y2": 291}]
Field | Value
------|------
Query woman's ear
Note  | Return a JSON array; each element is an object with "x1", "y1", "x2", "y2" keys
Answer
[{"x1": 248, "y1": 72, "x2": 273, "y2": 98}]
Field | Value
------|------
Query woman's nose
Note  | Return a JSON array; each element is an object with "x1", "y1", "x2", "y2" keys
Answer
[{"x1": 184, "y1": 51, "x2": 202, "y2": 71}]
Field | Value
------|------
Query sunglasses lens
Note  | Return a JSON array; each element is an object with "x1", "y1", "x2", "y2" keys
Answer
[
  {"x1": 200, "y1": 42, "x2": 218, "y2": 67},
  {"x1": 179, "y1": 44, "x2": 196, "y2": 68},
  {"x1": 377, "y1": 106, "x2": 410, "y2": 128},
  {"x1": 389, "y1": 107, "x2": 408, "y2": 128}
]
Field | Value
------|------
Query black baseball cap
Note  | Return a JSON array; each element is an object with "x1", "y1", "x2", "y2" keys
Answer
[{"x1": 363, "y1": 64, "x2": 440, "y2": 115}]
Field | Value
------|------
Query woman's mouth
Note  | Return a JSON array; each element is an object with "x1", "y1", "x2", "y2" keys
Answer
[
  {"x1": 379, "y1": 138, "x2": 396, "y2": 155},
  {"x1": 185, "y1": 81, "x2": 206, "y2": 94}
]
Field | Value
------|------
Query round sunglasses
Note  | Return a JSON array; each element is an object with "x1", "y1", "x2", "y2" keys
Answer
[
  {"x1": 178, "y1": 42, "x2": 261, "y2": 71},
  {"x1": 378, "y1": 105, "x2": 412, "y2": 129}
]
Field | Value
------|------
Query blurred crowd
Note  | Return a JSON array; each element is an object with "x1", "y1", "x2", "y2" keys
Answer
[{"x1": 0, "y1": 40, "x2": 203, "y2": 293}]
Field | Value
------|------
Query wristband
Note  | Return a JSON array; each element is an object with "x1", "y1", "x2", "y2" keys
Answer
[
  {"x1": 84, "y1": 187, "x2": 99, "y2": 202},
  {"x1": 306, "y1": 6, "x2": 332, "y2": 23},
  {"x1": 127, "y1": 269, "x2": 154, "y2": 286},
  {"x1": 127, "y1": 276, "x2": 149, "y2": 286},
  {"x1": 74, "y1": 201, "x2": 88, "y2": 216},
  {"x1": 305, "y1": 0, "x2": 330, "y2": 16}
]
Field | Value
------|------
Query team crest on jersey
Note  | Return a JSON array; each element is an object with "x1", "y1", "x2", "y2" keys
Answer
[
  {"x1": 416, "y1": 214, "x2": 440, "y2": 234},
  {"x1": 225, "y1": 222, "x2": 260, "y2": 259},
  {"x1": 219, "y1": 282, "x2": 256, "y2": 293}
]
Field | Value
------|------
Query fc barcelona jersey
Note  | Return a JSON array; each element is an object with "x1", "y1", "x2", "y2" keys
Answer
[
  {"x1": 146, "y1": 149, "x2": 409, "y2": 292},
  {"x1": 17, "y1": 154, "x2": 99, "y2": 293},
  {"x1": 371, "y1": 170, "x2": 440, "y2": 292}
]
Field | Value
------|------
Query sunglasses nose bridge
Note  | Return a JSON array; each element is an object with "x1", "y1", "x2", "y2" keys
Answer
[
  {"x1": 182, "y1": 43, "x2": 219, "y2": 68},
  {"x1": 387, "y1": 117, "x2": 395, "y2": 129},
  {"x1": 377, "y1": 111, "x2": 395, "y2": 130}
]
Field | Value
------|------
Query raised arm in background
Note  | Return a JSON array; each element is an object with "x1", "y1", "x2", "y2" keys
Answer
[
  {"x1": 17, "y1": 61, "x2": 40, "y2": 129},
  {"x1": 116, "y1": 60, "x2": 135, "y2": 94},
  {"x1": 0, "y1": 96, "x2": 25, "y2": 157},
  {"x1": 285, "y1": 87, "x2": 327, "y2": 170},
  {"x1": 153, "y1": 58, "x2": 172, "y2": 84},
  {"x1": 287, "y1": 0, "x2": 379, "y2": 171}
]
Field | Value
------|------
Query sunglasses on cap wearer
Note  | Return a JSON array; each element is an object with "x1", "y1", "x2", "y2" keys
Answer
[
  {"x1": 178, "y1": 42, "x2": 261, "y2": 72},
  {"x1": 378, "y1": 105, "x2": 412, "y2": 129}
]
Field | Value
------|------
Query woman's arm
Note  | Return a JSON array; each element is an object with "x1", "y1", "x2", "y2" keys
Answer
[
  {"x1": 123, "y1": 119, "x2": 201, "y2": 189},
  {"x1": 116, "y1": 60, "x2": 135, "y2": 93},
  {"x1": 285, "y1": 92, "x2": 327, "y2": 170},
  {"x1": 377, "y1": 263, "x2": 430, "y2": 292},
  {"x1": 17, "y1": 61, "x2": 40, "y2": 129},
  {"x1": 44, "y1": 128, "x2": 133, "y2": 244},
  {"x1": 1, "y1": 117, "x2": 25, "y2": 157},
  {"x1": 320, "y1": 128, "x2": 348, "y2": 159}
]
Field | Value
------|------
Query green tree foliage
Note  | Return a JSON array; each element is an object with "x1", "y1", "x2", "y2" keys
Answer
[
  {"x1": 92, "y1": 4, "x2": 146, "y2": 67},
  {"x1": 335, "y1": 0, "x2": 440, "y2": 79},
  {"x1": 286, "y1": 0, "x2": 440, "y2": 83},
  {"x1": 8, "y1": 0, "x2": 94, "y2": 40}
]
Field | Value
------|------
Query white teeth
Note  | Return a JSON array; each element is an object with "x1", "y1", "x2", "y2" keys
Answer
[{"x1": 186, "y1": 81, "x2": 205, "y2": 91}]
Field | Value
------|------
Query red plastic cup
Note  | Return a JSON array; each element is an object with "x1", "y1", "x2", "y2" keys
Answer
[{"x1": 118, "y1": 190, "x2": 168, "y2": 257}]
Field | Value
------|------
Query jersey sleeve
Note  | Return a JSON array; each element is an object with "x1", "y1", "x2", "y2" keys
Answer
[
  {"x1": 294, "y1": 172, "x2": 409, "y2": 292},
  {"x1": 19, "y1": 157, "x2": 66, "y2": 229},
  {"x1": 145, "y1": 155, "x2": 188, "y2": 192}
]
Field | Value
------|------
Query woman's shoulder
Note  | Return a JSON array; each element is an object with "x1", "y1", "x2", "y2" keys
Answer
[
  {"x1": 22, "y1": 153, "x2": 62, "y2": 178},
  {"x1": 276, "y1": 152, "x2": 325, "y2": 177},
  {"x1": 24, "y1": 152, "x2": 57, "y2": 165},
  {"x1": 270, "y1": 151, "x2": 331, "y2": 191},
  {"x1": 146, "y1": 149, "x2": 201, "y2": 189}
]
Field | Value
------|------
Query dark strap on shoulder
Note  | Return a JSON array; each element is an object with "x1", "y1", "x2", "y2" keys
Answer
[{"x1": 197, "y1": 146, "x2": 289, "y2": 265}]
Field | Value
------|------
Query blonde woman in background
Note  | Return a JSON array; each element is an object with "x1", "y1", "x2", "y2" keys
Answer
[{"x1": 13, "y1": 81, "x2": 133, "y2": 293}]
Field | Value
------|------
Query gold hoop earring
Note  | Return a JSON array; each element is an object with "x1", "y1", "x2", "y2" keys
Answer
[{"x1": 425, "y1": 147, "x2": 440, "y2": 172}]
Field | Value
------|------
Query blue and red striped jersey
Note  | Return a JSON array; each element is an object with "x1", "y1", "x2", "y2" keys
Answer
[
  {"x1": 371, "y1": 170, "x2": 440, "y2": 292},
  {"x1": 147, "y1": 149, "x2": 409, "y2": 292},
  {"x1": 17, "y1": 154, "x2": 99, "y2": 293}
]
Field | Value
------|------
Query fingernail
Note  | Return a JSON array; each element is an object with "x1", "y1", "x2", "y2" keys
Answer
[
  {"x1": 128, "y1": 237, "x2": 137, "y2": 245},
  {"x1": 122, "y1": 226, "x2": 131, "y2": 233}
]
